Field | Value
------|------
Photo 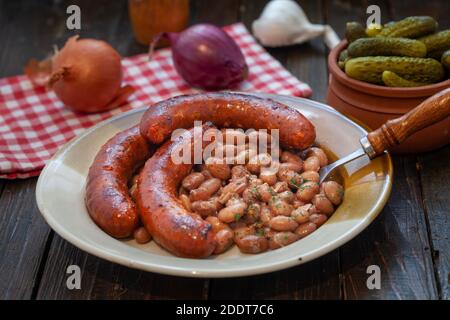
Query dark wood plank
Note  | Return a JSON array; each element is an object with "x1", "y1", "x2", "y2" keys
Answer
[
  {"x1": 36, "y1": 235, "x2": 209, "y2": 300},
  {"x1": 190, "y1": 0, "x2": 241, "y2": 27},
  {"x1": 0, "y1": 179, "x2": 51, "y2": 299},
  {"x1": 340, "y1": 156, "x2": 438, "y2": 299},
  {"x1": 210, "y1": 0, "x2": 342, "y2": 300},
  {"x1": 418, "y1": 145, "x2": 450, "y2": 299}
]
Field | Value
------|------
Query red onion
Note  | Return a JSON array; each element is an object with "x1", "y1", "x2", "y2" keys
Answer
[{"x1": 151, "y1": 24, "x2": 248, "y2": 89}]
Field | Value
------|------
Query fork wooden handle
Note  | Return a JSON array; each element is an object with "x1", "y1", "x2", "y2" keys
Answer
[{"x1": 367, "y1": 88, "x2": 450, "y2": 156}]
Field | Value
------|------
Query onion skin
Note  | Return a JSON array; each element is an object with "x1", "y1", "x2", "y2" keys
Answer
[
  {"x1": 155, "y1": 24, "x2": 248, "y2": 90},
  {"x1": 49, "y1": 36, "x2": 124, "y2": 113}
]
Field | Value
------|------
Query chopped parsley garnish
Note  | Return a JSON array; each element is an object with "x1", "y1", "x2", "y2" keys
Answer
[
  {"x1": 290, "y1": 177, "x2": 302, "y2": 189},
  {"x1": 234, "y1": 214, "x2": 241, "y2": 221},
  {"x1": 256, "y1": 229, "x2": 265, "y2": 237}
]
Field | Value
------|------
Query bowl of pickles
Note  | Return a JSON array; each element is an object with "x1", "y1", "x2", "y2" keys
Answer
[{"x1": 326, "y1": 16, "x2": 450, "y2": 154}]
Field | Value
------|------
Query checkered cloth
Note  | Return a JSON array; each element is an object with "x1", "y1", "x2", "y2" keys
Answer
[{"x1": 0, "y1": 23, "x2": 312, "y2": 179}]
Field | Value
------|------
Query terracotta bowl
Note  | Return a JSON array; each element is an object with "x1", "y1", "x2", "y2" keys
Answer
[{"x1": 326, "y1": 40, "x2": 450, "y2": 154}]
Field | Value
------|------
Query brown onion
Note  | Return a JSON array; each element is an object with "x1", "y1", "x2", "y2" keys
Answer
[{"x1": 48, "y1": 36, "x2": 133, "y2": 113}]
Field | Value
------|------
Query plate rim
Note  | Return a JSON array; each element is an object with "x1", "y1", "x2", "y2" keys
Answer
[{"x1": 36, "y1": 93, "x2": 393, "y2": 278}]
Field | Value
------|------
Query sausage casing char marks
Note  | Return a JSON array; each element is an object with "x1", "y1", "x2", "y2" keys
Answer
[
  {"x1": 136, "y1": 123, "x2": 217, "y2": 258},
  {"x1": 85, "y1": 125, "x2": 153, "y2": 238},
  {"x1": 140, "y1": 92, "x2": 316, "y2": 150}
]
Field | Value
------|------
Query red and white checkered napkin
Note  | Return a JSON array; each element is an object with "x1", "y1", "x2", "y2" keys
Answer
[{"x1": 0, "y1": 23, "x2": 312, "y2": 179}]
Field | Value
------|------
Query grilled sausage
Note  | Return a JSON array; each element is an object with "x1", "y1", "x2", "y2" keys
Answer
[
  {"x1": 140, "y1": 92, "x2": 315, "y2": 150},
  {"x1": 85, "y1": 125, "x2": 153, "y2": 238},
  {"x1": 136, "y1": 123, "x2": 216, "y2": 258}
]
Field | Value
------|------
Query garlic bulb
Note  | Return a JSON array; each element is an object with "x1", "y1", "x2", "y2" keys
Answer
[{"x1": 252, "y1": 0, "x2": 340, "y2": 49}]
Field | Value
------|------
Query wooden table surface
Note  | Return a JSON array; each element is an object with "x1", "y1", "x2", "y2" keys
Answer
[{"x1": 0, "y1": 0, "x2": 449, "y2": 300}]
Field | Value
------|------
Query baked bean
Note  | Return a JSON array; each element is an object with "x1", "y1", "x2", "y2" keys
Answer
[
  {"x1": 269, "y1": 216, "x2": 298, "y2": 231},
  {"x1": 129, "y1": 183, "x2": 138, "y2": 202},
  {"x1": 231, "y1": 165, "x2": 250, "y2": 180},
  {"x1": 229, "y1": 221, "x2": 248, "y2": 230},
  {"x1": 182, "y1": 172, "x2": 205, "y2": 191},
  {"x1": 295, "y1": 222, "x2": 317, "y2": 238},
  {"x1": 312, "y1": 193, "x2": 334, "y2": 216},
  {"x1": 304, "y1": 156, "x2": 321, "y2": 172},
  {"x1": 246, "y1": 153, "x2": 272, "y2": 174},
  {"x1": 235, "y1": 235, "x2": 269, "y2": 254},
  {"x1": 226, "y1": 195, "x2": 244, "y2": 207},
  {"x1": 234, "y1": 225, "x2": 255, "y2": 239},
  {"x1": 218, "y1": 191, "x2": 233, "y2": 205},
  {"x1": 214, "y1": 229, "x2": 234, "y2": 254},
  {"x1": 191, "y1": 200, "x2": 218, "y2": 217},
  {"x1": 246, "y1": 203, "x2": 261, "y2": 223},
  {"x1": 218, "y1": 202, "x2": 247, "y2": 223},
  {"x1": 301, "y1": 170, "x2": 320, "y2": 183},
  {"x1": 291, "y1": 204, "x2": 313, "y2": 224},
  {"x1": 269, "y1": 197, "x2": 294, "y2": 216},
  {"x1": 222, "y1": 177, "x2": 247, "y2": 196},
  {"x1": 130, "y1": 173, "x2": 139, "y2": 187},
  {"x1": 292, "y1": 200, "x2": 305, "y2": 209},
  {"x1": 296, "y1": 181, "x2": 320, "y2": 202},
  {"x1": 248, "y1": 175, "x2": 263, "y2": 188},
  {"x1": 189, "y1": 178, "x2": 221, "y2": 202},
  {"x1": 179, "y1": 186, "x2": 189, "y2": 196},
  {"x1": 288, "y1": 172, "x2": 303, "y2": 189},
  {"x1": 175, "y1": 130, "x2": 344, "y2": 255},
  {"x1": 309, "y1": 213, "x2": 328, "y2": 227},
  {"x1": 278, "y1": 190, "x2": 295, "y2": 204},
  {"x1": 242, "y1": 188, "x2": 257, "y2": 204},
  {"x1": 281, "y1": 151, "x2": 303, "y2": 170},
  {"x1": 133, "y1": 227, "x2": 152, "y2": 244},
  {"x1": 205, "y1": 216, "x2": 231, "y2": 233},
  {"x1": 260, "y1": 167, "x2": 277, "y2": 185},
  {"x1": 256, "y1": 183, "x2": 276, "y2": 202},
  {"x1": 269, "y1": 232, "x2": 300, "y2": 249},
  {"x1": 273, "y1": 181, "x2": 289, "y2": 193},
  {"x1": 201, "y1": 169, "x2": 213, "y2": 179},
  {"x1": 279, "y1": 161, "x2": 303, "y2": 174},
  {"x1": 307, "y1": 147, "x2": 328, "y2": 167},
  {"x1": 260, "y1": 205, "x2": 273, "y2": 226},
  {"x1": 321, "y1": 181, "x2": 344, "y2": 205},
  {"x1": 179, "y1": 194, "x2": 191, "y2": 211},
  {"x1": 205, "y1": 157, "x2": 231, "y2": 180},
  {"x1": 277, "y1": 167, "x2": 303, "y2": 189}
]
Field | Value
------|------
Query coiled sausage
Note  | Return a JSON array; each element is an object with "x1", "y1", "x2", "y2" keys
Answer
[
  {"x1": 140, "y1": 92, "x2": 315, "y2": 150},
  {"x1": 85, "y1": 125, "x2": 153, "y2": 238}
]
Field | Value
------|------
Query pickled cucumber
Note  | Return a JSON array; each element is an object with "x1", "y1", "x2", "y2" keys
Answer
[
  {"x1": 366, "y1": 23, "x2": 383, "y2": 37},
  {"x1": 348, "y1": 37, "x2": 427, "y2": 58},
  {"x1": 381, "y1": 71, "x2": 429, "y2": 87},
  {"x1": 419, "y1": 30, "x2": 450, "y2": 60},
  {"x1": 346, "y1": 22, "x2": 366, "y2": 43},
  {"x1": 338, "y1": 50, "x2": 349, "y2": 70},
  {"x1": 378, "y1": 16, "x2": 437, "y2": 38},
  {"x1": 345, "y1": 56, "x2": 444, "y2": 84},
  {"x1": 442, "y1": 50, "x2": 450, "y2": 70}
]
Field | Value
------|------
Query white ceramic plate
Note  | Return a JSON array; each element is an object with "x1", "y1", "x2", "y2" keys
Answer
[{"x1": 36, "y1": 93, "x2": 393, "y2": 278}]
